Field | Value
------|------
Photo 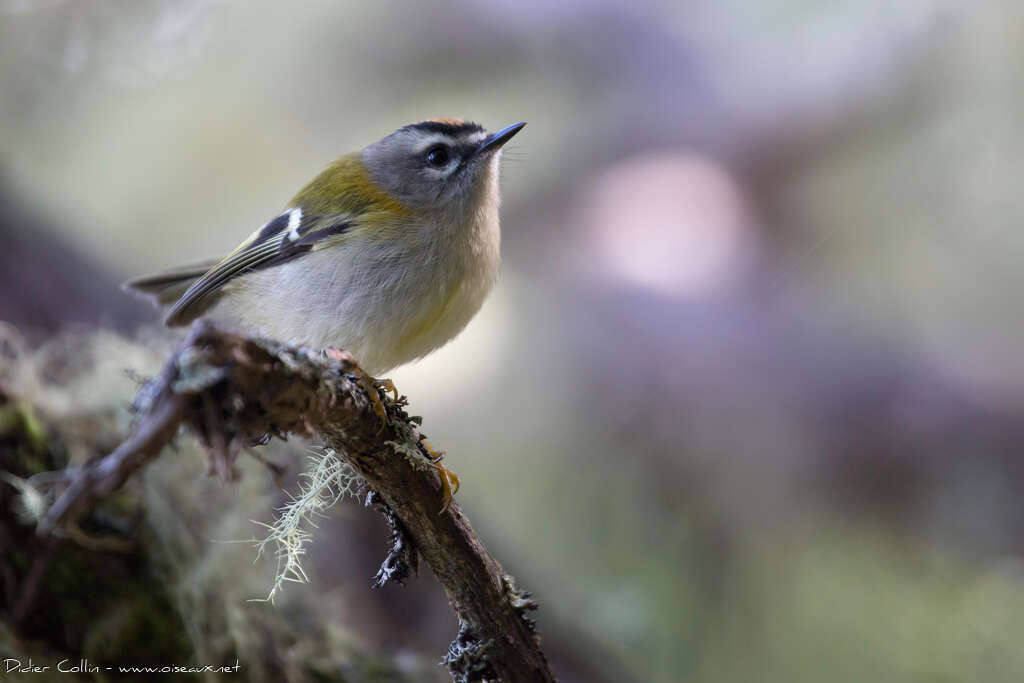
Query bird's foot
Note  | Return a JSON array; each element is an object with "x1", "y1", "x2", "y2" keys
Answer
[
  {"x1": 421, "y1": 439, "x2": 460, "y2": 513},
  {"x1": 324, "y1": 347, "x2": 389, "y2": 430},
  {"x1": 320, "y1": 349, "x2": 456, "y2": 511},
  {"x1": 375, "y1": 378, "x2": 400, "y2": 402}
]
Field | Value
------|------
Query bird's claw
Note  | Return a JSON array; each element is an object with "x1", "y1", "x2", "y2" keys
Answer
[
  {"x1": 324, "y1": 347, "x2": 389, "y2": 430},
  {"x1": 421, "y1": 440, "x2": 460, "y2": 513},
  {"x1": 321, "y1": 349, "x2": 458, "y2": 511},
  {"x1": 375, "y1": 378, "x2": 400, "y2": 402}
]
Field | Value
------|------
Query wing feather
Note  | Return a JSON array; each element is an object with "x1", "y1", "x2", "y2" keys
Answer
[
  {"x1": 164, "y1": 209, "x2": 351, "y2": 326},
  {"x1": 121, "y1": 257, "x2": 222, "y2": 306}
]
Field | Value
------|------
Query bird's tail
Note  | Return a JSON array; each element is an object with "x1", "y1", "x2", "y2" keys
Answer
[{"x1": 121, "y1": 258, "x2": 219, "y2": 311}]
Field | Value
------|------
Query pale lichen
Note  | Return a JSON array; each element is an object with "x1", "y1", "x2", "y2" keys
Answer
[
  {"x1": 1, "y1": 472, "x2": 51, "y2": 525},
  {"x1": 365, "y1": 490, "x2": 419, "y2": 587},
  {"x1": 251, "y1": 448, "x2": 364, "y2": 603},
  {"x1": 503, "y1": 574, "x2": 540, "y2": 637},
  {"x1": 384, "y1": 415, "x2": 435, "y2": 474},
  {"x1": 441, "y1": 620, "x2": 497, "y2": 682}
]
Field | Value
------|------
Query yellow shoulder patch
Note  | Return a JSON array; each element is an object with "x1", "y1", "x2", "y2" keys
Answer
[{"x1": 289, "y1": 154, "x2": 413, "y2": 218}]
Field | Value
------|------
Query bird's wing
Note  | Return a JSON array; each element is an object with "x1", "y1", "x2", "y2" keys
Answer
[
  {"x1": 122, "y1": 257, "x2": 223, "y2": 306},
  {"x1": 164, "y1": 207, "x2": 352, "y2": 326}
]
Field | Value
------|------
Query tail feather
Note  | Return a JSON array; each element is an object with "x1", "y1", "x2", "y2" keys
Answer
[{"x1": 121, "y1": 258, "x2": 220, "y2": 318}]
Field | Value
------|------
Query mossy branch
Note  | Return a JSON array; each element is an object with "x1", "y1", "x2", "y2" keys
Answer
[{"x1": 35, "y1": 321, "x2": 555, "y2": 683}]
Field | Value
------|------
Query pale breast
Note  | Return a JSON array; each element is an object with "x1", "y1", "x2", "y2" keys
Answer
[{"x1": 210, "y1": 207, "x2": 501, "y2": 375}]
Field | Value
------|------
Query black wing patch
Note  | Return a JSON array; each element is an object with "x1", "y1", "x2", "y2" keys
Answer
[
  {"x1": 164, "y1": 208, "x2": 351, "y2": 326},
  {"x1": 253, "y1": 211, "x2": 292, "y2": 245}
]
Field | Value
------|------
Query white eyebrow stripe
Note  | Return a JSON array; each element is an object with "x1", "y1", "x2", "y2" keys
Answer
[
  {"x1": 412, "y1": 133, "x2": 458, "y2": 154},
  {"x1": 286, "y1": 207, "x2": 303, "y2": 241}
]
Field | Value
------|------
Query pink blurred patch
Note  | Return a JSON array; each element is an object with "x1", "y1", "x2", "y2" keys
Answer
[{"x1": 579, "y1": 152, "x2": 754, "y2": 297}]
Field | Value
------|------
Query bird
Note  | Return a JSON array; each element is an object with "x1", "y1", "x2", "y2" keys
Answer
[{"x1": 124, "y1": 118, "x2": 526, "y2": 509}]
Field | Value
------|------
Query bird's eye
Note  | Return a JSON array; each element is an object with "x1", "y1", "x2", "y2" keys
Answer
[{"x1": 425, "y1": 145, "x2": 451, "y2": 168}]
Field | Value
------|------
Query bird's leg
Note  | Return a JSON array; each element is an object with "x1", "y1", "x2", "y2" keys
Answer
[
  {"x1": 321, "y1": 349, "x2": 457, "y2": 511},
  {"x1": 421, "y1": 439, "x2": 460, "y2": 513},
  {"x1": 375, "y1": 378, "x2": 400, "y2": 402},
  {"x1": 323, "y1": 347, "x2": 389, "y2": 429},
  {"x1": 358, "y1": 372, "x2": 390, "y2": 431}
]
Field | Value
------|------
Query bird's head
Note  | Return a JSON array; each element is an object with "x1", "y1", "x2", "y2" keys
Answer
[{"x1": 362, "y1": 118, "x2": 525, "y2": 211}]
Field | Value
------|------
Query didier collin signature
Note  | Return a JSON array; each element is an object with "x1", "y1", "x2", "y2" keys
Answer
[
  {"x1": 5, "y1": 659, "x2": 99, "y2": 674},
  {"x1": 5, "y1": 658, "x2": 242, "y2": 674},
  {"x1": 4, "y1": 659, "x2": 97, "y2": 675}
]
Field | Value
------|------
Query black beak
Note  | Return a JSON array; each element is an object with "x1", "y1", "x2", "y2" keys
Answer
[{"x1": 478, "y1": 122, "x2": 526, "y2": 154}]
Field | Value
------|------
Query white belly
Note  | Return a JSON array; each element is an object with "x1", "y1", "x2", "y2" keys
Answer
[{"x1": 209, "y1": 216, "x2": 500, "y2": 375}]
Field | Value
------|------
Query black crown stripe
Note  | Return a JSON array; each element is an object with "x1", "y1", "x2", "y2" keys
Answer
[{"x1": 404, "y1": 120, "x2": 485, "y2": 136}]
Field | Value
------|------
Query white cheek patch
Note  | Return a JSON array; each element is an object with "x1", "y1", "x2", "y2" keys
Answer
[
  {"x1": 430, "y1": 161, "x2": 459, "y2": 177},
  {"x1": 285, "y1": 207, "x2": 303, "y2": 241}
]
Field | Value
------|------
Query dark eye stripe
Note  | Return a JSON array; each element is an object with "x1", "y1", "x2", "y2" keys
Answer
[{"x1": 448, "y1": 143, "x2": 482, "y2": 175}]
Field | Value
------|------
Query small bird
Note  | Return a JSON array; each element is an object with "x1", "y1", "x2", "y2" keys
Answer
[{"x1": 125, "y1": 118, "x2": 525, "y2": 507}]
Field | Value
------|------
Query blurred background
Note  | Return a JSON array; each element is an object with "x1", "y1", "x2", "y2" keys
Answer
[{"x1": 2, "y1": 0, "x2": 1024, "y2": 681}]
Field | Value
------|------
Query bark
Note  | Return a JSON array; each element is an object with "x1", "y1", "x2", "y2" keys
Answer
[{"x1": 37, "y1": 321, "x2": 556, "y2": 683}]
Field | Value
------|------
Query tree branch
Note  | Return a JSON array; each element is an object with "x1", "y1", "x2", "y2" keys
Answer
[{"x1": 36, "y1": 321, "x2": 555, "y2": 682}]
